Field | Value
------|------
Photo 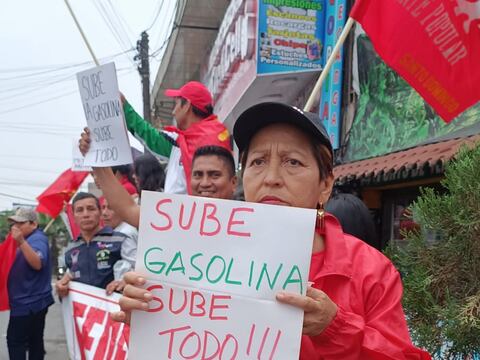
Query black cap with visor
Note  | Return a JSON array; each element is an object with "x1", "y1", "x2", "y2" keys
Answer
[{"x1": 233, "y1": 102, "x2": 333, "y2": 156}]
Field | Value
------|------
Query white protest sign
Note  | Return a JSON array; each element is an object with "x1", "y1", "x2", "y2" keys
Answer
[
  {"x1": 129, "y1": 191, "x2": 316, "y2": 360},
  {"x1": 61, "y1": 282, "x2": 129, "y2": 360},
  {"x1": 71, "y1": 138, "x2": 92, "y2": 171},
  {"x1": 76, "y1": 62, "x2": 132, "y2": 167}
]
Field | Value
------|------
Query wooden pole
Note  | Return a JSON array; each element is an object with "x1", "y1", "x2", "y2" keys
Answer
[
  {"x1": 64, "y1": 0, "x2": 100, "y2": 66},
  {"x1": 43, "y1": 217, "x2": 56, "y2": 233},
  {"x1": 304, "y1": 17, "x2": 355, "y2": 112}
]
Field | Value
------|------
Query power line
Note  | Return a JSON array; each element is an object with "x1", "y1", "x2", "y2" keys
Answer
[
  {"x1": 0, "y1": 68, "x2": 136, "y2": 115},
  {"x1": 106, "y1": 0, "x2": 135, "y2": 41},
  {"x1": 0, "y1": 164, "x2": 60, "y2": 174},
  {"x1": 0, "y1": 67, "x2": 131, "y2": 103},
  {"x1": 0, "y1": 90, "x2": 78, "y2": 116},
  {"x1": 0, "y1": 48, "x2": 135, "y2": 80},
  {"x1": 0, "y1": 154, "x2": 69, "y2": 160},
  {"x1": 150, "y1": 0, "x2": 179, "y2": 60},
  {"x1": 145, "y1": 0, "x2": 165, "y2": 31},
  {"x1": 90, "y1": 0, "x2": 136, "y2": 68},
  {"x1": 0, "y1": 192, "x2": 36, "y2": 203}
]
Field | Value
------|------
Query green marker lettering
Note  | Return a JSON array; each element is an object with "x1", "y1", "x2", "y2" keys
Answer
[
  {"x1": 144, "y1": 247, "x2": 165, "y2": 274},
  {"x1": 166, "y1": 251, "x2": 185, "y2": 276},
  {"x1": 225, "y1": 258, "x2": 242, "y2": 286},
  {"x1": 283, "y1": 265, "x2": 303, "y2": 294},
  {"x1": 206, "y1": 255, "x2": 226, "y2": 284},
  {"x1": 189, "y1": 253, "x2": 204, "y2": 281},
  {"x1": 248, "y1": 260, "x2": 254, "y2": 287},
  {"x1": 256, "y1": 263, "x2": 283, "y2": 291}
]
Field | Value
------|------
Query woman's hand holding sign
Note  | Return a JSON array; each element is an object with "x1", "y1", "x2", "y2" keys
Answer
[
  {"x1": 276, "y1": 287, "x2": 337, "y2": 336},
  {"x1": 111, "y1": 272, "x2": 152, "y2": 325}
]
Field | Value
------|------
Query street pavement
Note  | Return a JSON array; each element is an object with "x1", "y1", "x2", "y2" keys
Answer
[{"x1": 0, "y1": 290, "x2": 68, "y2": 360}]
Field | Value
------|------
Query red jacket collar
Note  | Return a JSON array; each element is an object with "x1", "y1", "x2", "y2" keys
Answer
[{"x1": 311, "y1": 213, "x2": 353, "y2": 281}]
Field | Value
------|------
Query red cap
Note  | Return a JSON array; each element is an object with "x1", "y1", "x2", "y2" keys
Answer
[{"x1": 164, "y1": 81, "x2": 213, "y2": 113}]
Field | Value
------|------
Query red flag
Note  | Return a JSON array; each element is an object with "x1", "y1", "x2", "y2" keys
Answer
[
  {"x1": 60, "y1": 204, "x2": 82, "y2": 241},
  {"x1": 0, "y1": 234, "x2": 17, "y2": 311},
  {"x1": 350, "y1": 0, "x2": 480, "y2": 122},
  {"x1": 36, "y1": 169, "x2": 89, "y2": 218},
  {"x1": 165, "y1": 114, "x2": 231, "y2": 194}
]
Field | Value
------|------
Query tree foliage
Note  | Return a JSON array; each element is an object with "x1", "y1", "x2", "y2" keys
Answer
[{"x1": 386, "y1": 144, "x2": 480, "y2": 358}]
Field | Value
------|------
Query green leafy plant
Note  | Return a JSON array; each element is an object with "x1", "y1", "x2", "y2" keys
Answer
[
  {"x1": 386, "y1": 143, "x2": 480, "y2": 358},
  {"x1": 346, "y1": 35, "x2": 480, "y2": 162}
]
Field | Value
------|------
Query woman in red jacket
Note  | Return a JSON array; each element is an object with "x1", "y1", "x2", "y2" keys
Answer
[{"x1": 114, "y1": 102, "x2": 430, "y2": 359}]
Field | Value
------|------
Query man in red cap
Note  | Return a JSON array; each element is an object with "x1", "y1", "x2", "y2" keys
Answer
[{"x1": 121, "y1": 81, "x2": 231, "y2": 194}]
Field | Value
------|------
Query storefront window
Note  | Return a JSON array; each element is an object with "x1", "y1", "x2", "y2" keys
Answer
[{"x1": 384, "y1": 188, "x2": 442, "y2": 247}]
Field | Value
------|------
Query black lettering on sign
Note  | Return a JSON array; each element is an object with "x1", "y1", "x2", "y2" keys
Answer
[
  {"x1": 95, "y1": 147, "x2": 119, "y2": 163},
  {"x1": 81, "y1": 71, "x2": 105, "y2": 100},
  {"x1": 93, "y1": 125, "x2": 114, "y2": 142}
]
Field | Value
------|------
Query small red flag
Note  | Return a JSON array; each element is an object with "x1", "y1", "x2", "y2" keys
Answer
[
  {"x1": 165, "y1": 114, "x2": 231, "y2": 194},
  {"x1": 36, "y1": 169, "x2": 89, "y2": 218},
  {"x1": 350, "y1": 0, "x2": 480, "y2": 122},
  {"x1": 0, "y1": 234, "x2": 17, "y2": 311}
]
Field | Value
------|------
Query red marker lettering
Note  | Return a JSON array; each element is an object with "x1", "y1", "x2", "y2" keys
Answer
[
  {"x1": 179, "y1": 202, "x2": 197, "y2": 230},
  {"x1": 189, "y1": 291, "x2": 206, "y2": 317},
  {"x1": 227, "y1": 207, "x2": 254, "y2": 237},
  {"x1": 209, "y1": 295, "x2": 231, "y2": 321},
  {"x1": 201, "y1": 331, "x2": 220, "y2": 360},
  {"x1": 168, "y1": 288, "x2": 187, "y2": 315},
  {"x1": 146, "y1": 284, "x2": 164, "y2": 312},
  {"x1": 158, "y1": 325, "x2": 191, "y2": 359},
  {"x1": 200, "y1": 203, "x2": 220, "y2": 236},
  {"x1": 150, "y1": 199, "x2": 173, "y2": 231},
  {"x1": 179, "y1": 331, "x2": 201, "y2": 359}
]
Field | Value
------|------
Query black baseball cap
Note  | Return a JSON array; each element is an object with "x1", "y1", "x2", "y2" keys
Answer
[{"x1": 233, "y1": 102, "x2": 333, "y2": 155}]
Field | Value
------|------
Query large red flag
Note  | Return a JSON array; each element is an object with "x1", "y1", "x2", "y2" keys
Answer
[
  {"x1": 36, "y1": 169, "x2": 89, "y2": 218},
  {"x1": 350, "y1": 0, "x2": 480, "y2": 122},
  {"x1": 0, "y1": 234, "x2": 17, "y2": 311}
]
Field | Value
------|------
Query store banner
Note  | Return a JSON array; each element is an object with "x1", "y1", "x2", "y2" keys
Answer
[
  {"x1": 350, "y1": 0, "x2": 480, "y2": 122},
  {"x1": 257, "y1": 0, "x2": 326, "y2": 74},
  {"x1": 62, "y1": 282, "x2": 129, "y2": 360},
  {"x1": 319, "y1": 0, "x2": 347, "y2": 150}
]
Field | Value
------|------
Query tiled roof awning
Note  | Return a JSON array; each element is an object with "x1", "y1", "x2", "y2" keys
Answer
[{"x1": 334, "y1": 135, "x2": 480, "y2": 186}]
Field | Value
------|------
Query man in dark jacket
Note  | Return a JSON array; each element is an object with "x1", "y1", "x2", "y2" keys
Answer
[
  {"x1": 55, "y1": 192, "x2": 126, "y2": 297},
  {"x1": 7, "y1": 207, "x2": 54, "y2": 360}
]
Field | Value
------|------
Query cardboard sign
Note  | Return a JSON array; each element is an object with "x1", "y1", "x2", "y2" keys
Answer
[
  {"x1": 71, "y1": 138, "x2": 92, "y2": 172},
  {"x1": 61, "y1": 282, "x2": 129, "y2": 360},
  {"x1": 129, "y1": 192, "x2": 316, "y2": 359},
  {"x1": 76, "y1": 62, "x2": 133, "y2": 166}
]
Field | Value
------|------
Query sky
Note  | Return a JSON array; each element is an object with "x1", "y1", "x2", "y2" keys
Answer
[{"x1": 0, "y1": 0, "x2": 176, "y2": 211}]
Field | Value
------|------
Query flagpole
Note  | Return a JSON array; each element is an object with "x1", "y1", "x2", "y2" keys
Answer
[
  {"x1": 44, "y1": 217, "x2": 56, "y2": 233},
  {"x1": 64, "y1": 0, "x2": 100, "y2": 66},
  {"x1": 304, "y1": 17, "x2": 355, "y2": 112}
]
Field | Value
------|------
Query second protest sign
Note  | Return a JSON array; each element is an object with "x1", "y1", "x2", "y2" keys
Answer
[{"x1": 76, "y1": 62, "x2": 132, "y2": 167}]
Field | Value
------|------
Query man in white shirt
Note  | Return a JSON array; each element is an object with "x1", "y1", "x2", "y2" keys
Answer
[{"x1": 100, "y1": 197, "x2": 138, "y2": 294}]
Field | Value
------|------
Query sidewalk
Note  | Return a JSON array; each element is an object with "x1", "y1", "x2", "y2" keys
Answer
[{"x1": 0, "y1": 292, "x2": 68, "y2": 360}]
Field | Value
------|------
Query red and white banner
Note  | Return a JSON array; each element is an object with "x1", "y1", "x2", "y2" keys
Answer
[
  {"x1": 350, "y1": 0, "x2": 480, "y2": 122},
  {"x1": 62, "y1": 282, "x2": 129, "y2": 360}
]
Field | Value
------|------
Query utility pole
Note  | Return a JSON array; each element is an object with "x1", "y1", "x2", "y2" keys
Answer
[{"x1": 135, "y1": 31, "x2": 151, "y2": 122}]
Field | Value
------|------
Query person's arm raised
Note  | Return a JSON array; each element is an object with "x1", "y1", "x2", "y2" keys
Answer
[
  {"x1": 79, "y1": 128, "x2": 140, "y2": 228},
  {"x1": 122, "y1": 99, "x2": 173, "y2": 159},
  {"x1": 94, "y1": 167, "x2": 140, "y2": 228}
]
